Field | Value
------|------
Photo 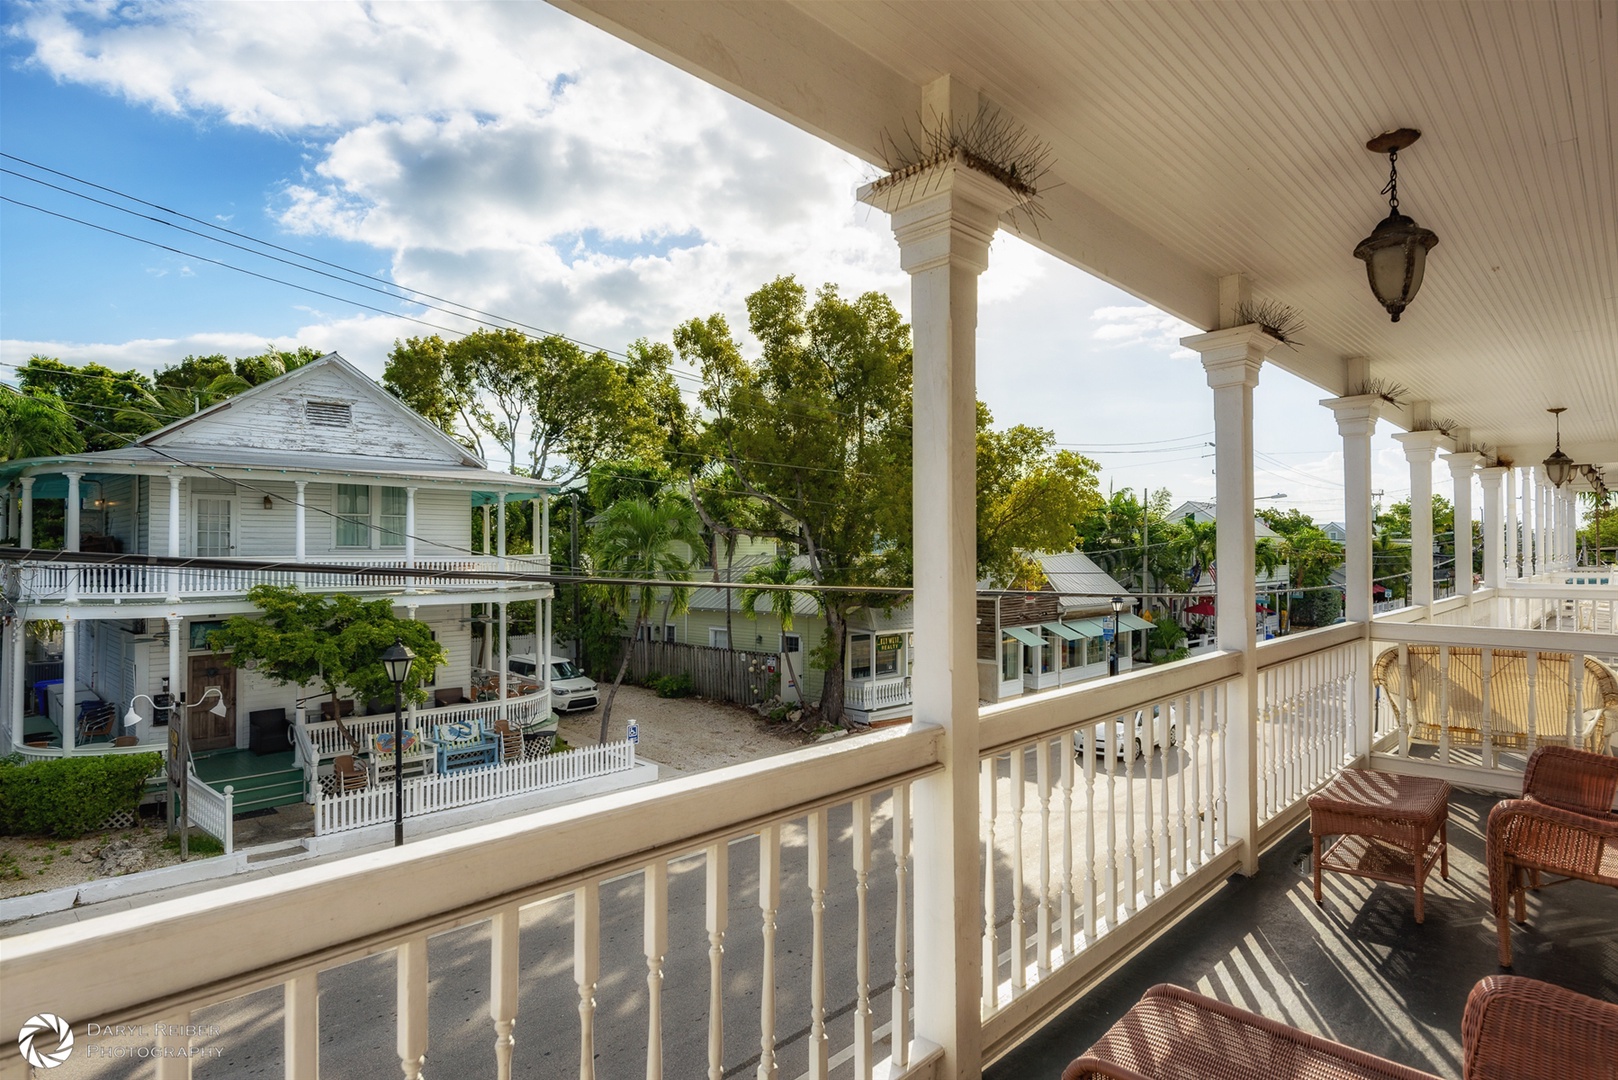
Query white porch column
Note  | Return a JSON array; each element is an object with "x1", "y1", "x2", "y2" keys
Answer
[
  {"x1": 19, "y1": 476, "x2": 34, "y2": 548},
  {"x1": 1445, "y1": 451, "x2": 1482, "y2": 602},
  {"x1": 537, "y1": 493, "x2": 549, "y2": 557},
  {"x1": 167, "y1": 616, "x2": 183, "y2": 728},
  {"x1": 497, "y1": 602, "x2": 509, "y2": 707},
  {"x1": 1321, "y1": 394, "x2": 1382, "y2": 623},
  {"x1": 8, "y1": 618, "x2": 22, "y2": 750},
  {"x1": 294, "y1": 480, "x2": 308, "y2": 563},
  {"x1": 858, "y1": 82, "x2": 1018, "y2": 1079},
  {"x1": 1185, "y1": 323, "x2": 1278, "y2": 876},
  {"x1": 1393, "y1": 431, "x2": 1452, "y2": 610},
  {"x1": 61, "y1": 615, "x2": 76, "y2": 754},
  {"x1": 167, "y1": 473, "x2": 182, "y2": 557},
  {"x1": 497, "y1": 492, "x2": 507, "y2": 574},
  {"x1": 482, "y1": 504, "x2": 491, "y2": 555},
  {"x1": 1505, "y1": 468, "x2": 1519, "y2": 578},
  {"x1": 1479, "y1": 467, "x2": 1505, "y2": 591},
  {"x1": 404, "y1": 486, "x2": 418, "y2": 594},
  {"x1": 64, "y1": 472, "x2": 82, "y2": 553}
]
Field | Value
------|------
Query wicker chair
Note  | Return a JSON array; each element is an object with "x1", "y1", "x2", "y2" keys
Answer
[
  {"x1": 1063, "y1": 976, "x2": 1618, "y2": 1080},
  {"x1": 332, "y1": 754, "x2": 368, "y2": 794},
  {"x1": 1372, "y1": 646, "x2": 1617, "y2": 752},
  {"x1": 492, "y1": 718, "x2": 522, "y2": 762},
  {"x1": 1487, "y1": 744, "x2": 1618, "y2": 967}
]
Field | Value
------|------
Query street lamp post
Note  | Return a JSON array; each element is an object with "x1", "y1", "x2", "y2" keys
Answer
[
  {"x1": 1109, "y1": 596, "x2": 1125, "y2": 677},
  {"x1": 380, "y1": 638, "x2": 417, "y2": 848}
]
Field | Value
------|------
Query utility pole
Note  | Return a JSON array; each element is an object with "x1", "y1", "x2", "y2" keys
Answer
[{"x1": 569, "y1": 490, "x2": 582, "y2": 669}]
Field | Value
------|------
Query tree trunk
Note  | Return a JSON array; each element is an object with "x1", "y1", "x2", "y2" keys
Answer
[
  {"x1": 817, "y1": 605, "x2": 849, "y2": 727},
  {"x1": 330, "y1": 687, "x2": 364, "y2": 757},
  {"x1": 600, "y1": 616, "x2": 642, "y2": 743}
]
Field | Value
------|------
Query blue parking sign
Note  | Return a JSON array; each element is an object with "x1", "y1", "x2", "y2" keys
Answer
[{"x1": 627, "y1": 721, "x2": 639, "y2": 744}]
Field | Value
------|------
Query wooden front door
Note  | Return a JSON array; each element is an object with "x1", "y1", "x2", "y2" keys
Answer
[{"x1": 187, "y1": 654, "x2": 236, "y2": 751}]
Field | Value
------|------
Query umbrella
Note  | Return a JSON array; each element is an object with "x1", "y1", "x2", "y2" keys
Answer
[
  {"x1": 1185, "y1": 599, "x2": 1217, "y2": 617},
  {"x1": 1256, "y1": 604, "x2": 1273, "y2": 614},
  {"x1": 1373, "y1": 584, "x2": 1388, "y2": 596}
]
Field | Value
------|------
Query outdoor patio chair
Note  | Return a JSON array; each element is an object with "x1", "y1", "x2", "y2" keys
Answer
[
  {"x1": 332, "y1": 754, "x2": 368, "y2": 794},
  {"x1": 492, "y1": 718, "x2": 522, "y2": 762},
  {"x1": 1062, "y1": 975, "x2": 1618, "y2": 1080},
  {"x1": 76, "y1": 701, "x2": 117, "y2": 743},
  {"x1": 319, "y1": 699, "x2": 356, "y2": 722},
  {"x1": 1487, "y1": 744, "x2": 1618, "y2": 967},
  {"x1": 1372, "y1": 646, "x2": 1617, "y2": 753}
]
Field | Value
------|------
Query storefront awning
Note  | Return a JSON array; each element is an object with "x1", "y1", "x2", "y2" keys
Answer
[
  {"x1": 1118, "y1": 613, "x2": 1154, "y2": 632},
  {"x1": 1005, "y1": 626, "x2": 1046, "y2": 649},
  {"x1": 1042, "y1": 621, "x2": 1084, "y2": 641},
  {"x1": 1064, "y1": 619, "x2": 1106, "y2": 637}
]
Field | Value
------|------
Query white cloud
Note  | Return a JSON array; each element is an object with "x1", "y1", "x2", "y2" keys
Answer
[{"x1": 1089, "y1": 305, "x2": 1198, "y2": 359}]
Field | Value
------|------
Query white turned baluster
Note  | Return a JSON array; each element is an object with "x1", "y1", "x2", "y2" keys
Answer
[
  {"x1": 1480, "y1": 648, "x2": 1495, "y2": 768},
  {"x1": 851, "y1": 794, "x2": 874, "y2": 1080},
  {"x1": 397, "y1": 936, "x2": 428, "y2": 1080},
  {"x1": 644, "y1": 861, "x2": 668, "y2": 1080},
  {"x1": 1188, "y1": 691, "x2": 1204, "y2": 862},
  {"x1": 1259, "y1": 668, "x2": 1274, "y2": 818},
  {"x1": 980, "y1": 757, "x2": 998, "y2": 1008},
  {"x1": 1158, "y1": 709, "x2": 1171, "y2": 892},
  {"x1": 1527, "y1": 650, "x2": 1540, "y2": 752},
  {"x1": 1105, "y1": 720, "x2": 1119, "y2": 926},
  {"x1": 1438, "y1": 646, "x2": 1452, "y2": 763},
  {"x1": 1008, "y1": 749, "x2": 1027, "y2": 991},
  {"x1": 706, "y1": 842, "x2": 728, "y2": 1080},
  {"x1": 491, "y1": 908, "x2": 519, "y2": 1080},
  {"x1": 806, "y1": 809, "x2": 830, "y2": 1080},
  {"x1": 1569, "y1": 653, "x2": 1585, "y2": 747},
  {"x1": 285, "y1": 971, "x2": 319, "y2": 1080},
  {"x1": 1035, "y1": 741, "x2": 1053, "y2": 977},
  {"x1": 1122, "y1": 713, "x2": 1138, "y2": 917},
  {"x1": 575, "y1": 883, "x2": 600, "y2": 1080},
  {"x1": 1082, "y1": 723, "x2": 1098, "y2": 941},
  {"x1": 890, "y1": 784, "x2": 911, "y2": 1071},
  {"x1": 1175, "y1": 693, "x2": 1189, "y2": 878},
  {"x1": 757, "y1": 823, "x2": 781, "y2": 1080},
  {"x1": 1397, "y1": 643, "x2": 1412, "y2": 755},
  {"x1": 1058, "y1": 732, "x2": 1076, "y2": 958},
  {"x1": 1215, "y1": 685, "x2": 1229, "y2": 849},
  {"x1": 155, "y1": 1010, "x2": 192, "y2": 1080}
]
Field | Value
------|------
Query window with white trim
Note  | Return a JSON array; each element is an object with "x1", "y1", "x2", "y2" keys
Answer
[
  {"x1": 709, "y1": 628, "x2": 729, "y2": 649},
  {"x1": 334, "y1": 483, "x2": 407, "y2": 548}
]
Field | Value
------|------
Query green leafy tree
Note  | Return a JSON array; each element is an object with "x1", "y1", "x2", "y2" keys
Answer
[
  {"x1": 676, "y1": 277, "x2": 912, "y2": 727},
  {"x1": 208, "y1": 586, "x2": 446, "y2": 755},
  {"x1": 975, "y1": 403, "x2": 1102, "y2": 587},
  {"x1": 1, "y1": 387, "x2": 84, "y2": 461},
  {"x1": 590, "y1": 496, "x2": 704, "y2": 741},
  {"x1": 739, "y1": 554, "x2": 813, "y2": 704},
  {"x1": 383, "y1": 334, "x2": 486, "y2": 457},
  {"x1": 17, "y1": 356, "x2": 158, "y2": 450}
]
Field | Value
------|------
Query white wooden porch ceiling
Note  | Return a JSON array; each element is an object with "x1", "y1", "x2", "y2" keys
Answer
[{"x1": 561, "y1": 0, "x2": 1617, "y2": 470}]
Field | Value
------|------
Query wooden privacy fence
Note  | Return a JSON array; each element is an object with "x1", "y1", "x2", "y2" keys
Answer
[{"x1": 616, "y1": 637, "x2": 780, "y2": 706}]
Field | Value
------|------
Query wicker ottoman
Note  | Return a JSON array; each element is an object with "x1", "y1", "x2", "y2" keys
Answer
[{"x1": 1309, "y1": 769, "x2": 1451, "y2": 923}]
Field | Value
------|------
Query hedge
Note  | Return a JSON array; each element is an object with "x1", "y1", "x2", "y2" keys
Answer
[{"x1": 0, "y1": 752, "x2": 164, "y2": 838}]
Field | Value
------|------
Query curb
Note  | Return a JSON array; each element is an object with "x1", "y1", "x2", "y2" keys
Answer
[{"x1": 0, "y1": 851, "x2": 253, "y2": 924}]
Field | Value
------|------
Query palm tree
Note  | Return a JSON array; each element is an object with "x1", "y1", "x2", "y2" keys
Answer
[
  {"x1": 739, "y1": 554, "x2": 812, "y2": 705},
  {"x1": 591, "y1": 496, "x2": 704, "y2": 742}
]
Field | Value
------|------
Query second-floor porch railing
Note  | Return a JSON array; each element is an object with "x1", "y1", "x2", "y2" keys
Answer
[
  {"x1": 845, "y1": 675, "x2": 912, "y2": 712},
  {"x1": 13, "y1": 553, "x2": 550, "y2": 603},
  {"x1": 3, "y1": 616, "x2": 1609, "y2": 1078}
]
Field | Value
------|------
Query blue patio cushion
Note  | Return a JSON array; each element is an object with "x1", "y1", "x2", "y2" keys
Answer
[
  {"x1": 440, "y1": 721, "x2": 481, "y2": 745},
  {"x1": 374, "y1": 731, "x2": 419, "y2": 756}
]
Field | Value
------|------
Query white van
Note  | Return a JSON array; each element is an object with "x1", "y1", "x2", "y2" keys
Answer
[{"x1": 508, "y1": 655, "x2": 599, "y2": 713}]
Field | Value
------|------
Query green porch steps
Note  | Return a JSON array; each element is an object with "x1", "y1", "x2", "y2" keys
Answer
[{"x1": 190, "y1": 750, "x2": 306, "y2": 815}]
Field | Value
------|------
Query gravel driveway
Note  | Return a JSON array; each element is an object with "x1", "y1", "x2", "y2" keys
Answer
[{"x1": 556, "y1": 682, "x2": 810, "y2": 775}]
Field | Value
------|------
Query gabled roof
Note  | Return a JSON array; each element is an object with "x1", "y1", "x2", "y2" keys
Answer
[
  {"x1": 1036, "y1": 551, "x2": 1133, "y2": 614},
  {"x1": 135, "y1": 352, "x2": 487, "y2": 469},
  {"x1": 1167, "y1": 501, "x2": 1282, "y2": 540}
]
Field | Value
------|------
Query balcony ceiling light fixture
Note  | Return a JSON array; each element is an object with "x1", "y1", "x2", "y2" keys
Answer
[
  {"x1": 1542, "y1": 407, "x2": 1575, "y2": 488},
  {"x1": 1354, "y1": 128, "x2": 1439, "y2": 322}
]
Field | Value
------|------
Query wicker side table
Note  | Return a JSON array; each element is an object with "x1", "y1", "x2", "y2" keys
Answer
[{"x1": 1309, "y1": 769, "x2": 1452, "y2": 923}]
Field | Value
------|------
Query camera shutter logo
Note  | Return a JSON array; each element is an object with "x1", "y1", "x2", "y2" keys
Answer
[{"x1": 19, "y1": 1013, "x2": 74, "y2": 1068}]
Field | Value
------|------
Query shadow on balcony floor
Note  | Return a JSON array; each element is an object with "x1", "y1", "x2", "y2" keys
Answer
[{"x1": 987, "y1": 789, "x2": 1616, "y2": 1080}]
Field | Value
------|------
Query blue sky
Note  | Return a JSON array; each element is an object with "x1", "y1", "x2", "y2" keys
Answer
[{"x1": 0, "y1": 1, "x2": 1424, "y2": 522}]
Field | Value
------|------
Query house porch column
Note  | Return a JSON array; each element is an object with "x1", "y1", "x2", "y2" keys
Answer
[
  {"x1": 8, "y1": 617, "x2": 23, "y2": 750},
  {"x1": 482, "y1": 504, "x2": 491, "y2": 555},
  {"x1": 1479, "y1": 467, "x2": 1505, "y2": 592},
  {"x1": 61, "y1": 615, "x2": 76, "y2": 754},
  {"x1": 1320, "y1": 394, "x2": 1382, "y2": 623},
  {"x1": 294, "y1": 481, "x2": 308, "y2": 563},
  {"x1": 64, "y1": 472, "x2": 82, "y2": 553},
  {"x1": 1446, "y1": 451, "x2": 1482, "y2": 604},
  {"x1": 167, "y1": 474, "x2": 182, "y2": 557},
  {"x1": 19, "y1": 476, "x2": 33, "y2": 548},
  {"x1": 1393, "y1": 430, "x2": 1452, "y2": 611},
  {"x1": 857, "y1": 76, "x2": 1019, "y2": 1080},
  {"x1": 1504, "y1": 468, "x2": 1519, "y2": 579},
  {"x1": 404, "y1": 486, "x2": 418, "y2": 594},
  {"x1": 537, "y1": 494, "x2": 548, "y2": 557},
  {"x1": 1185, "y1": 321, "x2": 1279, "y2": 876}
]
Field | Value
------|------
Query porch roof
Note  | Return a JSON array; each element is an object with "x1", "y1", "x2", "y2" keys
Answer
[{"x1": 561, "y1": 0, "x2": 1618, "y2": 471}]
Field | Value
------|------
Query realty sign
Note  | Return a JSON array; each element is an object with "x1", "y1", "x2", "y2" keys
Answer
[{"x1": 1102, "y1": 615, "x2": 1116, "y2": 642}]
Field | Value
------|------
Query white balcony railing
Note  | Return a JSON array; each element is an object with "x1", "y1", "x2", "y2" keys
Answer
[
  {"x1": 845, "y1": 675, "x2": 912, "y2": 712},
  {"x1": 14, "y1": 554, "x2": 550, "y2": 603},
  {"x1": 3, "y1": 614, "x2": 1611, "y2": 1078}
]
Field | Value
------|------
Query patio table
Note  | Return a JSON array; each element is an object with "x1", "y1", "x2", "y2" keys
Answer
[{"x1": 1309, "y1": 768, "x2": 1451, "y2": 923}]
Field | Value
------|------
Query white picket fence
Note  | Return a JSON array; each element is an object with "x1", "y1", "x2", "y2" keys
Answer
[
  {"x1": 184, "y1": 764, "x2": 236, "y2": 855},
  {"x1": 313, "y1": 739, "x2": 637, "y2": 835}
]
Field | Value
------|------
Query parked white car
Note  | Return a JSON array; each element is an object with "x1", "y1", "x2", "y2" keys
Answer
[
  {"x1": 508, "y1": 655, "x2": 599, "y2": 713},
  {"x1": 1075, "y1": 704, "x2": 1177, "y2": 761}
]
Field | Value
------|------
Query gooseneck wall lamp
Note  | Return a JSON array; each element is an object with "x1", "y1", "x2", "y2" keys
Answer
[{"x1": 1354, "y1": 129, "x2": 1440, "y2": 322}]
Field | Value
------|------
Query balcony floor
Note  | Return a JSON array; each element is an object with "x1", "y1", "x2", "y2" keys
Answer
[{"x1": 988, "y1": 789, "x2": 1617, "y2": 1079}]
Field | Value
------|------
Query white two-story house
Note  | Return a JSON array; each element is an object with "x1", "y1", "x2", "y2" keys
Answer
[{"x1": 0, "y1": 354, "x2": 554, "y2": 808}]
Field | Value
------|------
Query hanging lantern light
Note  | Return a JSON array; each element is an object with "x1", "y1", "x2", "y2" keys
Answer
[
  {"x1": 1542, "y1": 407, "x2": 1575, "y2": 488},
  {"x1": 1354, "y1": 129, "x2": 1440, "y2": 322}
]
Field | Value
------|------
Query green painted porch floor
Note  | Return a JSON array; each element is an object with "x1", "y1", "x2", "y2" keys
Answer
[{"x1": 191, "y1": 749, "x2": 304, "y2": 814}]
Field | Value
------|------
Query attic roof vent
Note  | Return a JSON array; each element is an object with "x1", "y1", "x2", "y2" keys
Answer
[{"x1": 306, "y1": 401, "x2": 352, "y2": 428}]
